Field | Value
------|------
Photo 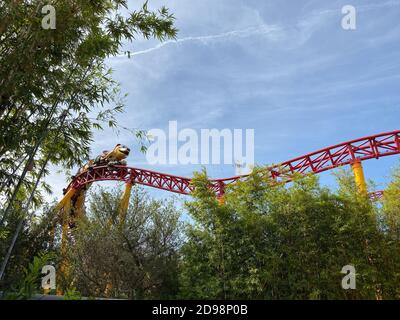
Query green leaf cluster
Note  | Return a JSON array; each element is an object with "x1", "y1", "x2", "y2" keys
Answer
[{"x1": 179, "y1": 167, "x2": 400, "y2": 299}]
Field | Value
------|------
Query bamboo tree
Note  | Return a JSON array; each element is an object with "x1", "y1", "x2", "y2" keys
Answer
[
  {"x1": 0, "y1": 0, "x2": 178, "y2": 225},
  {"x1": 180, "y1": 168, "x2": 399, "y2": 299},
  {"x1": 0, "y1": 154, "x2": 51, "y2": 280},
  {"x1": 0, "y1": 0, "x2": 178, "y2": 287}
]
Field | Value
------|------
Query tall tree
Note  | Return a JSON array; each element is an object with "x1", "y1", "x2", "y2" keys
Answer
[
  {"x1": 179, "y1": 168, "x2": 400, "y2": 299},
  {"x1": 0, "y1": 0, "x2": 177, "y2": 220},
  {"x1": 0, "y1": 0, "x2": 177, "y2": 282},
  {"x1": 65, "y1": 187, "x2": 182, "y2": 299}
]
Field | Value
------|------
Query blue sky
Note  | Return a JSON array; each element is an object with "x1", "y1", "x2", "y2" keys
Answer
[{"x1": 46, "y1": 0, "x2": 400, "y2": 203}]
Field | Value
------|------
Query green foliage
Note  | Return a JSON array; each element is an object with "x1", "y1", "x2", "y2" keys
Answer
[
  {"x1": 382, "y1": 166, "x2": 400, "y2": 237},
  {"x1": 63, "y1": 287, "x2": 82, "y2": 300},
  {"x1": 0, "y1": 0, "x2": 177, "y2": 288},
  {"x1": 3, "y1": 164, "x2": 400, "y2": 300},
  {"x1": 0, "y1": 0, "x2": 177, "y2": 218},
  {"x1": 0, "y1": 205, "x2": 58, "y2": 292},
  {"x1": 65, "y1": 186, "x2": 182, "y2": 299},
  {"x1": 0, "y1": 228, "x2": 9, "y2": 240},
  {"x1": 4, "y1": 252, "x2": 53, "y2": 300},
  {"x1": 179, "y1": 167, "x2": 400, "y2": 299},
  {"x1": 378, "y1": 166, "x2": 400, "y2": 298}
]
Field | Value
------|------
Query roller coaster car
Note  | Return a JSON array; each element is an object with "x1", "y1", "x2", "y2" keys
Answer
[
  {"x1": 93, "y1": 144, "x2": 130, "y2": 166},
  {"x1": 76, "y1": 144, "x2": 130, "y2": 176}
]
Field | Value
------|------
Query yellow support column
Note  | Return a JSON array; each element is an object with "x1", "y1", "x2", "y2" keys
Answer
[
  {"x1": 57, "y1": 198, "x2": 72, "y2": 296},
  {"x1": 217, "y1": 182, "x2": 225, "y2": 206},
  {"x1": 73, "y1": 191, "x2": 86, "y2": 220},
  {"x1": 119, "y1": 182, "x2": 133, "y2": 225},
  {"x1": 351, "y1": 160, "x2": 367, "y2": 194},
  {"x1": 55, "y1": 188, "x2": 76, "y2": 211}
]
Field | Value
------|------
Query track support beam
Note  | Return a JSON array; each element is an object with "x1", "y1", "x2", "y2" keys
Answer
[
  {"x1": 119, "y1": 182, "x2": 133, "y2": 225},
  {"x1": 57, "y1": 198, "x2": 72, "y2": 296},
  {"x1": 351, "y1": 160, "x2": 368, "y2": 194}
]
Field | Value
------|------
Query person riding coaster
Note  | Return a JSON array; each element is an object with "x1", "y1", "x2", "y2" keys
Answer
[
  {"x1": 72, "y1": 144, "x2": 131, "y2": 179},
  {"x1": 76, "y1": 144, "x2": 131, "y2": 176},
  {"x1": 65, "y1": 144, "x2": 131, "y2": 195},
  {"x1": 93, "y1": 144, "x2": 130, "y2": 167}
]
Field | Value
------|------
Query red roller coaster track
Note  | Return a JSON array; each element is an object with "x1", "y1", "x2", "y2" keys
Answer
[{"x1": 65, "y1": 130, "x2": 400, "y2": 198}]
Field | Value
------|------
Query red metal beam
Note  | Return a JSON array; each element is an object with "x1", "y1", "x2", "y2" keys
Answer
[
  {"x1": 65, "y1": 130, "x2": 400, "y2": 197},
  {"x1": 369, "y1": 190, "x2": 384, "y2": 201}
]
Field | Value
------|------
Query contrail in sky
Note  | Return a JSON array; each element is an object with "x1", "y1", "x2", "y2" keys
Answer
[
  {"x1": 114, "y1": 24, "x2": 281, "y2": 58},
  {"x1": 113, "y1": 0, "x2": 400, "y2": 59}
]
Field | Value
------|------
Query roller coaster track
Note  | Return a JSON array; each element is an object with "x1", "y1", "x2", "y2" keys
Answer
[{"x1": 64, "y1": 130, "x2": 400, "y2": 198}]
